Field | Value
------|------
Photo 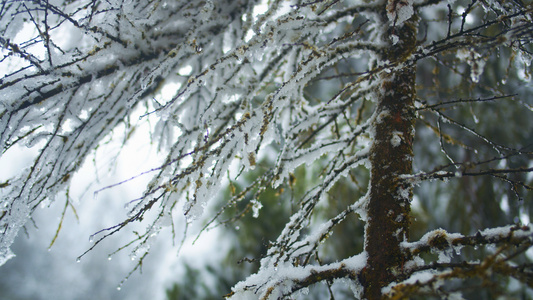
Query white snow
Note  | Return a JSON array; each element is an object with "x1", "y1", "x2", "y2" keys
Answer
[
  {"x1": 229, "y1": 252, "x2": 368, "y2": 299},
  {"x1": 387, "y1": 0, "x2": 414, "y2": 27},
  {"x1": 391, "y1": 131, "x2": 403, "y2": 147}
]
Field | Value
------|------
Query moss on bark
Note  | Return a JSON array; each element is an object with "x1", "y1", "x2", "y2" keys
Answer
[{"x1": 360, "y1": 16, "x2": 418, "y2": 299}]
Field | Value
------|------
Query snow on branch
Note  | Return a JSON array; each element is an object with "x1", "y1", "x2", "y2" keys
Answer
[
  {"x1": 228, "y1": 252, "x2": 367, "y2": 300},
  {"x1": 403, "y1": 225, "x2": 533, "y2": 256},
  {"x1": 389, "y1": 226, "x2": 533, "y2": 299}
]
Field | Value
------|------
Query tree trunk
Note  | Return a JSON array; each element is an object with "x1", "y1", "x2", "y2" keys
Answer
[{"x1": 360, "y1": 17, "x2": 418, "y2": 299}]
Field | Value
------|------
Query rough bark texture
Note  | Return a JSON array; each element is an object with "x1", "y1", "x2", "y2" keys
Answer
[{"x1": 360, "y1": 17, "x2": 418, "y2": 299}]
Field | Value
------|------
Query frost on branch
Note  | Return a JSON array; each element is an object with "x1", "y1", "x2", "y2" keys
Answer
[
  {"x1": 0, "y1": 0, "x2": 260, "y2": 265},
  {"x1": 389, "y1": 225, "x2": 533, "y2": 299},
  {"x1": 0, "y1": 0, "x2": 378, "y2": 268},
  {"x1": 386, "y1": 0, "x2": 414, "y2": 27},
  {"x1": 1, "y1": 0, "x2": 533, "y2": 299}
]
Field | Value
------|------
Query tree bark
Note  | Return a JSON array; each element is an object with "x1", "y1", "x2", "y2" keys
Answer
[{"x1": 360, "y1": 16, "x2": 418, "y2": 299}]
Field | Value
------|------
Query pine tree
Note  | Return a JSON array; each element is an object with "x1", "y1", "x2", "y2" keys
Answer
[{"x1": 1, "y1": 0, "x2": 532, "y2": 298}]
